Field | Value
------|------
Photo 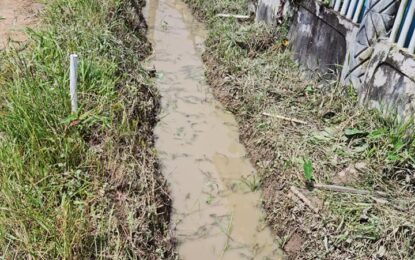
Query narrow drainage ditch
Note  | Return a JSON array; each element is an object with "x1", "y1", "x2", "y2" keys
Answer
[{"x1": 146, "y1": 0, "x2": 283, "y2": 258}]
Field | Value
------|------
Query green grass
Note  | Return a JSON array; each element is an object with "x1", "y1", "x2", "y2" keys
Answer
[
  {"x1": 185, "y1": 0, "x2": 415, "y2": 258},
  {"x1": 0, "y1": 0, "x2": 173, "y2": 258}
]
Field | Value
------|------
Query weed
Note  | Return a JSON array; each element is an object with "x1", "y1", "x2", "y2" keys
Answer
[
  {"x1": 302, "y1": 158, "x2": 313, "y2": 186},
  {"x1": 241, "y1": 174, "x2": 261, "y2": 192}
]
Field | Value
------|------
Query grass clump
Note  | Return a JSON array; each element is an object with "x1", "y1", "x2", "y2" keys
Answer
[
  {"x1": 185, "y1": 0, "x2": 415, "y2": 258},
  {"x1": 0, "y1": 0, "x2": 174, "y2": 258}
]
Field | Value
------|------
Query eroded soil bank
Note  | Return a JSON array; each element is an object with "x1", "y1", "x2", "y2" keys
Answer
[
  {"x1": 0, "y1": 0, "x2": 42, "y2": 48},
  {"x1": 146, "y1": 0, "x2": 283, "y2": 259}
]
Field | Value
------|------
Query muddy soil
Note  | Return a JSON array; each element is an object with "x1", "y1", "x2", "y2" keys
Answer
[
  {"x1": 0, "y1": 0, "x2": 42, "y2": 49},
  {"x1": 146, "y1": 0, "x2": 284, "y2": 259}
]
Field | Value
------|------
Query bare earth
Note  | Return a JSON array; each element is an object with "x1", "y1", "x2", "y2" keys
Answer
[{"x1": 0, "y1": 0, "x2": 42, "y2": 49}]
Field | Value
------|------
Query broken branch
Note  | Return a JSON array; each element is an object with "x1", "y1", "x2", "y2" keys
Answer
[
  {"x1": 216, "y1": 13, "x2": 251, "y2": 19},
  {"x1": 314, "y1": 183, "x2": 387, "y2": 197},
  {"x1": 262, "y1": 112, "x2": 308, "y2": 125},
  {"x1": 290, "y1": 186, "x2": 319, "y2": 213}
]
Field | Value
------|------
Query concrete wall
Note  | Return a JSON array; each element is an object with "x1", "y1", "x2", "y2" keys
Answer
[
  {"x1": 361, "y1": 41, "x2": 415, "y2": 120},
  {"x1": 287, "y1": 0, "x2": 356, "y2": 74},
  {"x1": 256, "y1": 0, "x2": 290, "y2": 24},
  {"x1": 256, "y1": 0, "x2": 415, "y2": 121}
]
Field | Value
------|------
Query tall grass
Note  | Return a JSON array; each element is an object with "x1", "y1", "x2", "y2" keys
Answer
[{"x1": 0, "y1": 0, "x2": 173, "y2": 258}]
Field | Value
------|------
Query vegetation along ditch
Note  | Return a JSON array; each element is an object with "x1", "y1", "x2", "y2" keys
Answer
[
  {"x1": 0, "y1": 0, "x2": 174, "y2": 258},
  {"x1": 1, "y1": 0, "x2": 415, "y2": 259},
  {"x1": 185, "y1": 0, "x2": 415, "y2": 258}
]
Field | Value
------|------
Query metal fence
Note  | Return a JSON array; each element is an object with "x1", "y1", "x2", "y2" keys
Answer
[
  {"x1": 327, "y1": 0, "x2": 415, "y2": 54},
  {"x1": 390, "y1": 0, "x2": 415, "y2": 53},
  {"x1": 330, "y1": 0, "x2": 368, "y2": 23}
]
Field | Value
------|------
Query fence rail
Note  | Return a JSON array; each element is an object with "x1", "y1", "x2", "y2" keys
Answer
[
  {"x1": 390, "y1": 0, "x2": 415, "y2": 53},
  {"x1": 328, "y1": 0, "x2": 415, "y2": 55},
  {"x1": 330, "y1": 0, "x2": 367, "y2": 23}
]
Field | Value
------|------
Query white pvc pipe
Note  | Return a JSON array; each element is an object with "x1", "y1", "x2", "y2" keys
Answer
[
  {"x1": 340, "y1": 0, "x2": 351, "y2": 15},
  {"x1": 346, "y1": 0, "x2": 358, "y2": 19},
  {"x1": 330, "y1": 0, "x2": 336, "y2": 7},
  {"x1": 70, "y1": 54, "x2": 78, "y2": 113},
  {"x1": 390, "y1": 0, "x2": 409, "y2": 42},
  {"x1": 334, "y1": 0, "x2": 342, "y2": 11},
  {"x1": 397, "y1": 0, "x2": 415, "y2": 47},
  {"x1": 352, "y1": 0, "x2": 365, "y2": 23}
]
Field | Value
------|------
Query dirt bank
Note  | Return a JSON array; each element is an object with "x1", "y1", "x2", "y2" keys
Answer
[
  {"x1": 184, "y1": 0, "x2": 415, "y2": 258},
  {"x1": 0, "y1": 0, "x2": 42, "y2": 48}
]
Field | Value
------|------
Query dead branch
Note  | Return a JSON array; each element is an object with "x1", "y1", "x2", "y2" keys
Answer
[
  {"x1": 216, "y1": 14, "x2": 251, "y2": 19},
  {"x1": 262, "y1": 112, "x2": 308, "y2": 125},
  {"x1": 314, "y1": 183, "x2": 387, "y2": 197},
  {"x1": 290, "y1": 186, "x2": 320, "y2": 214}
]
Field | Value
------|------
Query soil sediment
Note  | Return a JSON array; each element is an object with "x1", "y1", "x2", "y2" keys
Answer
[{"x1": 0, "y1": 0, "x2": 42, "y2": 48}]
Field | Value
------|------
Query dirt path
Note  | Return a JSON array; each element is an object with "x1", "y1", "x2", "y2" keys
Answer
[
  {"x1": 0, "y1": 0, "x2": 42, "y2": 49},
  {"x1": 146, "y1": 0, "x2": 284, "y2": 259}
]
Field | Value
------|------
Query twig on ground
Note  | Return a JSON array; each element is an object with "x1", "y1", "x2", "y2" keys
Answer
[
  {"x1": 314, "y1": 183, "x2": 387, "y2": 197},
  {"x1": 316, "y1": 185, "x2": 412, "y2": 211},
  {"x1": 262, "y1": 112, "x2": 308, "y2": 125},
  {"x1": 216, "y1": 13, "x2": 251, "y2": 19},
  {"x1": 371, "y1": 196, "x2": 389, "y2": 204},
  {"x1": 290, "y1": 186, "x2": 320, "y2": 213}
]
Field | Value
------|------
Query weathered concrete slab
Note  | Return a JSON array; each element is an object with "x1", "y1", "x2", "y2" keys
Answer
[
  {"x1": 257, "y1": 0, "x2": 415, "y2": 121},
  {"x1": 256, "y1": 0, "x2": 293, "y2": 24},
  {"x1": 342, "y1": 0, "x2": 399, "y2": 92},
  {"x1": 288, "y1": 0, "x2": 357, "y2": 73},
  {"x1": 256, "y1": 0, "x2": 281, "y2": 24},
  {"x1": 361, "y1": 41, "x2": 415, "y2": 120}
]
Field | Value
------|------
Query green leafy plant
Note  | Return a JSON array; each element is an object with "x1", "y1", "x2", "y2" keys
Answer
[{"x1": 303, "y1": 158, "x2": 314, "y2": 189}]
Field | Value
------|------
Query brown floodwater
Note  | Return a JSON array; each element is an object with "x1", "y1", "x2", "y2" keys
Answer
[{"x1": 146, "y1": 0, "x2": 283, "y2": 259}]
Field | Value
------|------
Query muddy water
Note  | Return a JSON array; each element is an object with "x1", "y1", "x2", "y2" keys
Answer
[{"x1": 146, "y1": 0, "x2": 283, "y2": 259}]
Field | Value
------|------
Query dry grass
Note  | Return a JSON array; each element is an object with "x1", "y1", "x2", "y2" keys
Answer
[{"x1": 185, "y1": 0, "x2": 415, "y2": 258}]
